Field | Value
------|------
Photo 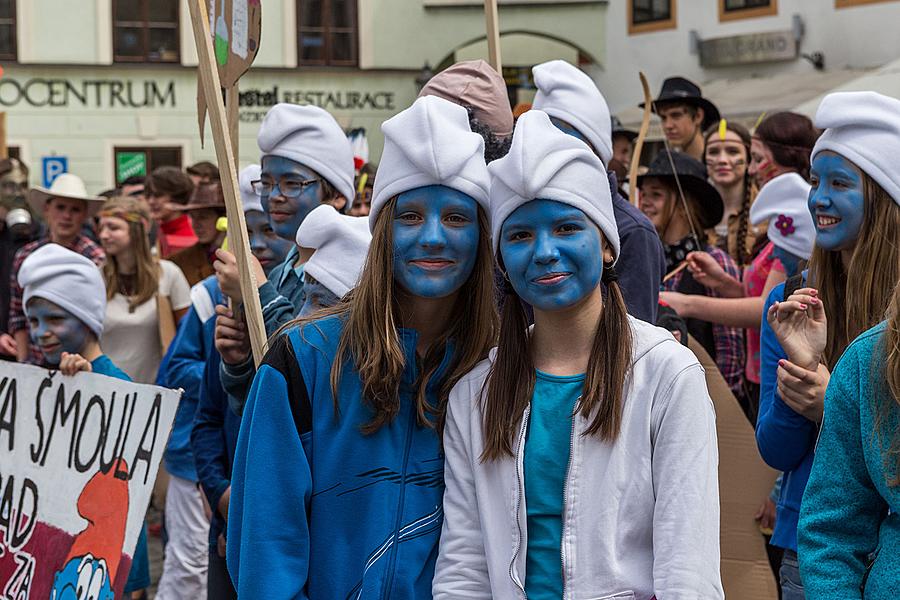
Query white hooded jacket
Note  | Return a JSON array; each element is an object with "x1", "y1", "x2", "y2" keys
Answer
[{"x1": 433, "y1": 317, "x2": 723, "y2": 600}]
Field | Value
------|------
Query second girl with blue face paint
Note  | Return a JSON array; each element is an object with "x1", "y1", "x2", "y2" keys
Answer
[
  {"x1": 225, "y1": 95, "x2": 498, "y2": 599},
  {"x1": 434, "y1": 110, "x2": 723, "y2": 599}
]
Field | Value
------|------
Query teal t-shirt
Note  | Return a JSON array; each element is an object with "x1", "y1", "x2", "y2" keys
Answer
[{"x1": 524, "y1": 369, "x2": 583, "y2": 599}]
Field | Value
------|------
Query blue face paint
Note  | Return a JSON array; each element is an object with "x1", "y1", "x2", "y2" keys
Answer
[
  {"x1": 26, "y1": 297, "x2": 92, "y2": 365},
  {"x1": 500, "y1": 199, "x2": 604, "y2": 311},
  {"x1": 808, "y1": 152, "x2": 865, "y2": 252},
  {"x1": 550, "y1": 117, "x2": 591, "y2": 149},
  {"x1": 391, "y1": 185, "x2": 480, "y2": 299},
  {"x1": 260, "y1": 155, "x2": 325, "y2": 241},
  {"x1": 298, "y1": 277, "x2": 341, "y2": 318},
  {"x1": 772, "y1": 245, "x2": 803, "y2": 278},
  {"x1": 245, "y1": 210, "x2": 292, "y2": 275}
]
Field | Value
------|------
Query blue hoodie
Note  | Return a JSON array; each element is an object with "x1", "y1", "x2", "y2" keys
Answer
[
  {"x1": 227, "y1": 315, "x2": 450, "y2": 599},
  {"x1": 756, "y1": 275, "x2": 816, "y2": 552}
]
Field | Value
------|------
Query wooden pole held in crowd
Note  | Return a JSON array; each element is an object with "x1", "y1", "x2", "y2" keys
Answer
[
  {"x1": 188, "y1": 0, "x2": 267, "y2": 366},
  {"x1": 0, "y1": 113, "x2": 8, "y2": 159},
  {"x1": 484, "y1": 0, "x2": 502, "y2": 72}
]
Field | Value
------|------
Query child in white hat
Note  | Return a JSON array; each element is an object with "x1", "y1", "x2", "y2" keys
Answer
[
  {"x1": 294, "y1": 204, "x2": 371, "y2": 317},
  {"x1": 19, "y1": 243, "x2": 153, "y2": 596},
  {"x1": 226, "y1": 95, "x2": 497, "y2": 599},
  {"x1": 434, "y1": 110, "x2": 723, "y2": 599}
]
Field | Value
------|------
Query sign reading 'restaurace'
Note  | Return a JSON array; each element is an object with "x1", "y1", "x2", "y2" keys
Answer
[{"x1": 699, "y1": 30, "x2": 798, "y2": 68}]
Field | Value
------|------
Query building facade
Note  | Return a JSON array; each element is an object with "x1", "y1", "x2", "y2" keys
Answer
[
  {"x1": 593, "y1": 0, "x2": 900, "y2": 132},
  {"x1": 0, "y1": 0, "x2": 607, "y2": 193}
]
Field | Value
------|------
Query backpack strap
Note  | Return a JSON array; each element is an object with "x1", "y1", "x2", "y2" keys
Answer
[{"x1": 782, "y1": 273, "x2": 805, "y2": 301}]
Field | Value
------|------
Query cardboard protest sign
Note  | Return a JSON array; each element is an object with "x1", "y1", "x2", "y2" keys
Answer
[{"x1": 0, "y1": 363, "x2": 180, "y2": 599}]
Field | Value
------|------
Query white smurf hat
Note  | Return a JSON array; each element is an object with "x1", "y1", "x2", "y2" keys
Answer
[
  {"x1": 370, "y1": 95, "x2": 490, "y2": 231},
  {"x1": 749, "y1": 172, "x2": 815, "y2": 260},
  {"x1": 296, "y1": 205, "x2": 372, "y2": 298},
  {"x1": 488, "y1": 109, "x2": 619, "y2": 262}
]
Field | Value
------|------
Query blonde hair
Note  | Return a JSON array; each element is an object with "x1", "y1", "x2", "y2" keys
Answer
[
  {"x1": 282, "y1": 197, "x2": 498, "y2": 434},
  {"x1": 99, "y1": 197, "x2": 160, "y2": 311},
  {"x1": 808, "y1": 173, "x2": 900, "y2": 368}
]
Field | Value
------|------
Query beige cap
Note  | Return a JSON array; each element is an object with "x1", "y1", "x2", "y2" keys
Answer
[{"x1": 418, "y1": 59, "x2": 513, "y2": 137}]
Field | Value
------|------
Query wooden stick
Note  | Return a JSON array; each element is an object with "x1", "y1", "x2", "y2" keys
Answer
[
  {"x1": 484, "y1": 0, "x2": 502, "y2": 72},
  {"x1": 0, "y1": 113, "x2": 8, "y2": 160},
  {"x1": 225, "y1": 85, "x2": 239, "y2": 256},
  {"x1": 628, "y1": 72, "x2": 652, "y2": 207},
  {"x1": 188, "y1": 0, "x2": 267, "y2": 366},
  {"x1": 662, "y1": 260, "x2": 689, "y2": 283}
]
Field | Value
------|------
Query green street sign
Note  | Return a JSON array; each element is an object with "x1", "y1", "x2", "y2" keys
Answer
[{"x1": 116, "y1": 152, "x2": 147, "y2": 183}]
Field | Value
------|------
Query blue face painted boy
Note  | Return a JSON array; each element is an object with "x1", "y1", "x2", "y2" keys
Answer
[
  {"x1": 259, "y1": 155, "x2": 331, "y2": 241},
  {"x1": 772, "y1": 246, "x2": 803, "y2": 278},
  {"x1": 808, "y1": 151, "x2": 865, "y2": 252},
  {"x1": 392, "y1": 185, "x2": 480, "y2": 299},
  {"x1": 500, "y1": 200, "x2": 605, "y2": 311},
  {"x1": 26, "y1": 297, "x2": 93, "y2": 365},
  {"x1": 245, "y1": 209, "x2": 292, "y2": 275},
  {"x1": 298, "y1": 276, "x2": 341, "y2": 318}
]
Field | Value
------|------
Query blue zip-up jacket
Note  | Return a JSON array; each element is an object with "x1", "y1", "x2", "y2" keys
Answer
[
  {"x1": 163, "y1": 275, "x2": 222, "y2": 481},
  {"x1": 756, "y1": 275, "x2": 816, "y2": 552},
  {"x1": 227, "y1": 315, "x2": 449, "y2": 599},
  {"x1": 798, "y1": 322, "x2": 900, "y2": 599},
  {"x1": 221, "y1": 246, "x2": 305, "y2": 413},
  {"x1": 191, "y1": 334, "x2": 240, "y2": 551}
]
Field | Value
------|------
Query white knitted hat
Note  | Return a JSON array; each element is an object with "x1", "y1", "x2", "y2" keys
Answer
[
  {"x1": 239, "y1": 164, "x2": 263, "y2": 213},
  {"x1": 257, "y1": 103, "x2": 355, "y2": 206},
  {"x1": 489, "y1": 110, "x2": 619, "y2": 262},
  {"x1": 296, "y1": 205, "x2": 372, "y2": 298},
  {"x1": 19, "y1": 243, "x2": 106, "y2": 337},
  {"x1": 532, "y1": 60, "x2": 613, "y2": 166},
  {"x1": 812, "y1": 91, "x2": 900, "y2": 206},
  {"x1": 370, "y1": 95, "x2": 490, "y2": 231},
  {"x1": 749, "y1": 172, "x2": 815, "y2": 260}
]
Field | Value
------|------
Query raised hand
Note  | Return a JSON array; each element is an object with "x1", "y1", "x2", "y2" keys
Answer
[
  {"x1": 59, "y1": 352, "x2": 93, "y2": 376},
  {"x1": 767, "y1": 287, "x2": 827, "y2": 370},
  {"x1": 215, "y1": 304, "x2": 251, "y2": 365},
  {"x1": 776, "y1": 359, "x2": 829, "y2": 423},
  {"x1": 686, "y1": 251, "x2": 741, "y2": 294}
]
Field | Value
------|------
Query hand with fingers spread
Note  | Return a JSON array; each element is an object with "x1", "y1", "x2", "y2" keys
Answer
[
  {"x1": 686, "y1": 251, "x2": 742, "y2": 295},
  {"x1": 766, "y1": 287, "x2": 828, "y2": 371},
  {"x1": 215, "y1": 304, "x2": 251, "y2": 365},
  {"x1": 776, "y1": 359, "x2": 829, "y2": 423},
  {"x1": 59, "y1": 352, "x2": 93, "y2": 376}
]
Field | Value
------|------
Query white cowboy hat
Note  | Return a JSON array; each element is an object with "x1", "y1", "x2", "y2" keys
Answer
[{"x1": 27, "y1": 173, "x2": 104, "y2": 216}]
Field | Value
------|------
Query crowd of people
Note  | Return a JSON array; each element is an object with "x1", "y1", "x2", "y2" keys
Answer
[{"x1": 2, "y1": 57, "x2": 899, "y2": 599}]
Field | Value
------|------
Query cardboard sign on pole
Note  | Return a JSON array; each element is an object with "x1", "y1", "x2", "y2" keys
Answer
[
  {"x1": 484, "y1": 0, "x2": 502, "y2": 72},
  {"x1": 189, "y1": 0, "x2": 267, "y2": 365},
  {"x1": 0, "y1": 363, "x2": 181, "y2": 599}
]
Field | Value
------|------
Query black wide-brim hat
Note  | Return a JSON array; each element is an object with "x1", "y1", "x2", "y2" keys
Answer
[
  {"x1": 611, "y1": 116, "x2": 638, "y2": 142},
  {"x1": 640, "y1": 77, "x2": 721, "y2": 131},
  {"x1": 637, "y1": 151, "x2": 724, "y2": 229}
]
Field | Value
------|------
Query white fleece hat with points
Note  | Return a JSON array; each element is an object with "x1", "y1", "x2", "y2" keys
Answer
[
  {"x1": 370, "y1": 95, "x2": 490, "y2": 231},
  {"x1": 489, "y1": 110, "x2": 619, "y2": 262},
  {"x1": 257, "y1": 103, "x2": 356, "y2": 207},
  {"x1": 239, "y1": 164, "x2": 263, "y2": 214},
  {"x1": 750, "y1": 172, "x2": 815, "y2": 260},
  {"x1": 19, "y1": 243, "x2": 106, "y2": 338},
  {"x1": 812, "y1": 91, "x2": 900, "y2": 206},
  {"x1": 532, "y1": 60, "x2": 614, "y2": 166},
  {"x1": 296, "y1": 205, "x2": 372, "y2": 298}
]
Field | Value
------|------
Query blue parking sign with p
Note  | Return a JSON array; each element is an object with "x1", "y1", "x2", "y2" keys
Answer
[{"x1": 42, "y1": 156, "x2": 68, "y2": 188}]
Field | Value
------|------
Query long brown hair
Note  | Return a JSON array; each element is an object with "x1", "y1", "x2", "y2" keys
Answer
[
  {"x1": 99, "y1": 197, "x2": 160, "y2": 311},
  {"x1": 809, "y1": 173, "x2": 900, "y2": 368},
  {"x1": 754, "y1": 112, "x2": 820, "y2": 181},
  {"x1": 283, "y1": 197, "x2": 498, "y2": 434},
  {"x1": 879, "y1": 281, "x2": 900, "y2": 485},
  {"x1": 481, "y1": 252, "x2": 634, "y2": 462}
]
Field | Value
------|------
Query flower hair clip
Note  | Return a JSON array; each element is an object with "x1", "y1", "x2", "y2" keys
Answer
[{"x1": 775, "y1": 214, "x2": 795, "y2": 236}]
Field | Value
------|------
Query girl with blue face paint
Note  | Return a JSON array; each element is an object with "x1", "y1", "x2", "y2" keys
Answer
[
  {"x1": 753, "y1": 92, "x2": 900, "y2": 600},
  {"x1": 225, "y1": 95, "x2": 497, "y2": 599},
  {"x1": 434, "y1": 110, "x2": 723, "y2": 600}
]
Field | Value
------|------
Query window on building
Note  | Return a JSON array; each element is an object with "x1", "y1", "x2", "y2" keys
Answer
[
  {"x1": 720, "y1": 0, "x2": 777, "y2": 20},
  {"x1": 113, "y1": 146, "x2": 183, "y2": 186},
  {"x1": 628, "y1": 0, "x2": 677, "y2": 34},
  {"x1": 0, "y1": 0, "x2": 16, "y2": 61},
  {"x1": 113, "y1": 0, "x2": 180, "y2": 63},
  {"x1": 297, "y1": 0, "x2": 358, "y2": 66}
]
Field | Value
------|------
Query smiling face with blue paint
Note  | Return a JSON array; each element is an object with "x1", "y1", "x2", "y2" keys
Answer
[
  {"x1": 808, "y1": 151, "x2": 866, "y2": 252},
  {"x1": 260, "y1": 155, "x2": 328, "y2": 241},
  {"x1": 500, "y1": 199, "x2": 607, "y2": 311},
  {"x1": 245, "y1": 210, "x2": 292, "y2": 275},
  {"x1": 392, "y1": 185, "x2": 480, "y2": 299},
  {"x1": 26, "y1": 297, "x2": 93, "y2": 365}
]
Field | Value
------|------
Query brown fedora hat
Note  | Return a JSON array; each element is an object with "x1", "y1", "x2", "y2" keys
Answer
[{"x1": 173, "y1": 182, "x2": 225, "y2": 212}]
